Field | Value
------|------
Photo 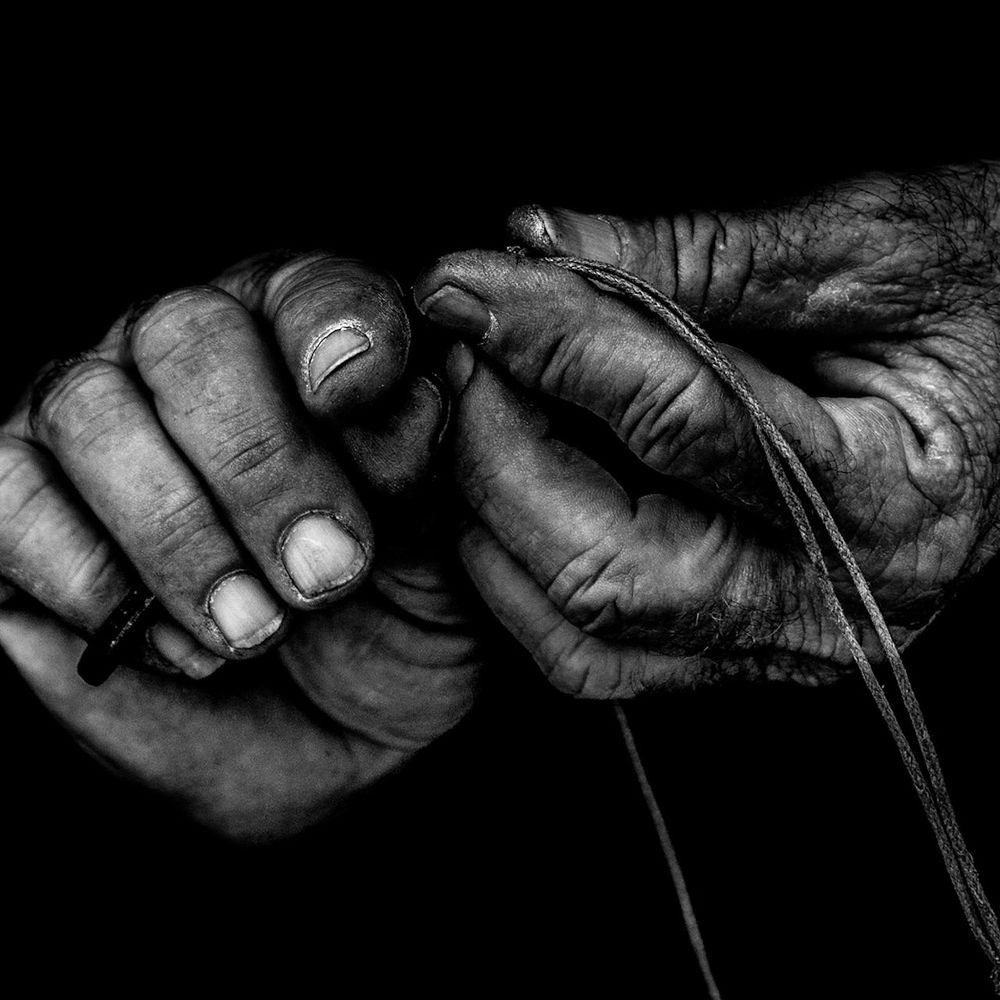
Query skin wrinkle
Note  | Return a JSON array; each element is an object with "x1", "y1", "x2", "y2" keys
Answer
[
  {"x1": 5, "y1": 486, "x2": 64, "y2": 556},
  {"x1": 38, "y1": 364, "x2": 149, "y2": 455},
  {"x1": 635, "y1": 364, "x2": 731, "y2": 473},
  {"x1": 549, "y1": 540, "x2": 632, "y2": 636},
  {"x1": 143, "y1": 487, "x2": 220, "y2": 561},
  {"x1": 210, "y1": 418, "x2": 298, "y2": 485},
  {"x1": 131, "y1": 288, "x2": 246, "y2": 372},
  {"x1": 0, "y1": 440, "x2": 40, "y2": 501},
  {"x1": 697, "y1": 212, "x2": 721, "y2": 317},
  {"x1": 812, "y1": 348, "x2": 989, "y2": 563},
  {"x1": 261, "y1": 255, "x2": 371, "y2": 318}
]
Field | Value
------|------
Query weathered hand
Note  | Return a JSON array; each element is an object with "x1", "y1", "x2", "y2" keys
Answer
[
  {"x1": 0, "y1": 252, "x2": 480, "y2": 838},
  {"x1": 414, "y1": 163, "x2": 999, "y2": 697}
]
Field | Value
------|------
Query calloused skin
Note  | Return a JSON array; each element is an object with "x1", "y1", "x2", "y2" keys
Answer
[
  {"x1": 0, "y1": 251, "x2": 481, "y2": 840},
  {"x1": 2, "y1": 164, "x2": 997, "y2": 838},
  {"x1": 415, "y1": 162, "x2": 999, "y2": 697}
]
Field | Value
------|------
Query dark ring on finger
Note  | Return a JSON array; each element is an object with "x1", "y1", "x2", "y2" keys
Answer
[{"x1": 76, "y1": 584, "x2": 159, "y2": 686}]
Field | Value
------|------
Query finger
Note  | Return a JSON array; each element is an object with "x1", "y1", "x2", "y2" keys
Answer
[
  {"x1": 213, "y1": 251, "x2": 410, "y2": 420},
  {"x1": 218, "y1": 252, "x2": 445, "y2": 505},
  {"x1": 414, "y1": 250, "x2": 839, "y2": 510},
  {"x1": 0, "y1": 604, "x2": 409, "y2": 841},
  {"x1": 507, "y1": 204, "x2": 756, "y2": 322},
  {"x1": 444, "y1": 343, "x2": 792, "y2": 653},
  {"x1": 125, "y1": 286, "x2": 372, "y2": 608},
  {"x1": 339, "y1": 372, "x2": 450, "y2": 505},
  {"x1": 26, "y1": 355, "x2": 287, "y2": 660},
  {"x1": 0, "y1": 432, "x2": 130, "y2": 632},
  {"x1": 457, "y1": 520, "x2": 703, "y2": 698},
  {"x1": 0, "y1": 433, "x2": 224, "y2": 678},
  {"x1": 507, "y1": 176, "x2": 944, "y2": 333}
]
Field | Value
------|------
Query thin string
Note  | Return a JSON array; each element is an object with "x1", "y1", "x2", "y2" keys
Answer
[
  {"x1": 615, "y1": 703, "x2": 723, "y2": 1000},
  {"x1": 536, "y1": 252, "x2": 1000, "y2": 991}
]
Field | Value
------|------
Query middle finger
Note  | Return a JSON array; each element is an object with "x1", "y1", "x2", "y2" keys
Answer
[{"x1": 125, "y1": 285, "x2": 372, "y2": 608}]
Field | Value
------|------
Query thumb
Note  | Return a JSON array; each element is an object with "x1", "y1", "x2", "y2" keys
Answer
[{"x1": 508, "y1": 172, "x2": 941, "y2": 333}]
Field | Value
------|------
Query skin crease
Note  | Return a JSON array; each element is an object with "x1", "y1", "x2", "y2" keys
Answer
[
  {"x1": 0, "y1": 165, "x2": 997, "y2": 837},
  {"x1": 414, "y1": 163, "x2": 999, "y2": 698}
]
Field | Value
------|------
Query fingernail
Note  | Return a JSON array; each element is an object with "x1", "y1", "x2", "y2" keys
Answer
[
  {"x1": 280, "y1": 512, "x2": 365, "y2": 599},
  {"x1": 418, "y1": 285, "x2": 494, "y2": 339},
  {"x1": 507, "y1": 204, "x2": 556, "y2": 254},
  {"x1": 148, "y1": 620, "x2": 226, "y2": 679},
  {"x1": 538, "y1": 208, "x2": 622, "y2": 263},
  {"x1": 417, "y1": 373, "x2": 453, "y2": 452},
  {"x1": 445, "y1": 342, "x2": 476, "y2": 396},
  {"x1": 208, "y1": 572, "x2": 285, "y2": 649},
  {"x1": 307, "y1": 325, "x2": 372, "y2": 391}
]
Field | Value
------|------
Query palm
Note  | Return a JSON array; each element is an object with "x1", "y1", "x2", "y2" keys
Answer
[{"x1": 0, "y1": 525, "x2": 480, "y2": 841}]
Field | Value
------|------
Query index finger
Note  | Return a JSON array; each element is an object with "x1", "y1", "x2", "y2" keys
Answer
[{"x1": 412, "y1": 250, "x2": 839, "y2": 516}]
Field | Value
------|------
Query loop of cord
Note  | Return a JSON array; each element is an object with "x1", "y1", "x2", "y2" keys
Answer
[{"x1": 532, "y1": 251, "x2": 1000, "y2": 995}]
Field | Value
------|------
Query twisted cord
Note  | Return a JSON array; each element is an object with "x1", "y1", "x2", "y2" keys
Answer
[{"x1": 615, "y1": 703, "x2": 723, "y2": 999}]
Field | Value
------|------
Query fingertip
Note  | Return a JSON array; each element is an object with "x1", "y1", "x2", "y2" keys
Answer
[
  {"x1": 506, "y1": 205, "x2": 557, "y2": 254},
  {"x1": 339, "y1": 373, "x2": 450, "y2": 501},
  {"x1": 550, "y1": 208, "x2": 623, "y2": 263},
  {"x1": 148, "y1": 620, "x2": 226, "y2": 680},
  {"x1": 445, "y1": 341, "x2": 477, "y2": 396},
  {"x1": 261, "y1": 255, "x2": 410, "y2": 421},
  {"x1": 455, "y1": 516, "x2": 491, "y2": 561},
  {"x1": 412, "y1": 250, "x2": 509, "y2": 321},
  {"x1": 419, "y1": 284, "x2": 495, "y2": 341}
]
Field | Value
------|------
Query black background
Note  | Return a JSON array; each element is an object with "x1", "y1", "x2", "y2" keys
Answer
[{"x1": 4, "y1": 110, "x2": 997, "y2": 997}]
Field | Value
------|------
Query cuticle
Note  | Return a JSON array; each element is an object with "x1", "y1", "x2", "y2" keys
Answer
[
  {"x1": 302, "y1": 323, "x2": 373, "y2": 391},
  {"x1": 278, "y1": 509, "x2": 370, "y2": 598},
  {"x1": 204, "y1": 569, "x2": 285, "y2": 652}
]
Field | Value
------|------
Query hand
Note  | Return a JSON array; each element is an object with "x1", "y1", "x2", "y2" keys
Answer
[
  {"x1": 413, "y1": 163, "x2": 999, "y2": 697},
  {"x1": 0, "y1": 251, "x2": 480, "y2": 839}
]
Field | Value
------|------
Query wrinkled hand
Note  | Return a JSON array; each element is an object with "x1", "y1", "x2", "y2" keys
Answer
[
  {"x1": 0, "y1": 252, "x2": 480, "y2": 839},
  {"x1": 414, "y1": 163, "x2": 999, "y2": 697}
]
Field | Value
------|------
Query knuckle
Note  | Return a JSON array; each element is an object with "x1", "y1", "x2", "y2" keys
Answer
[
  {"x1": 0, "y1": 436, "x2": 48, "y2": 538},
  {"x1": 212, "y1": 249, "x2": 304, "y2": 309},
  {"x1": 0, "y1": 434, "x2": 125, "y2": 620},
  {"x1": 534, "y1": 316, "x2": 592, "y2": 396},
  {"x1": 31, "y1": 357, "x2": 128, "y2": 444},
  {"x1": 538, "y1": 630, "x2": 623, "y2": 698},
  {"x1": 626, "y1": 367, "x2": 736, "y2": 476},
  {"x1": 209, "y1": 413, "x2": 302, "y2": 491},
  {"x1": 143, "y1": 481, "x2": 223, "y2": 563},
  {"x1": 547, "y1": 539, "x2": 634, "y2": 637},
  {"x1": 265, "y1": 254, "x2": 402, "y2": 325},
  {"x1": 262, "y1": 251, "x2": 346, "y2": 311},
  {"x1": 130, "y1": 285, "x2": 243, "y2": 370},
  {"x1": 60, "y1": 541, "x2": 123, "y2": 618}
]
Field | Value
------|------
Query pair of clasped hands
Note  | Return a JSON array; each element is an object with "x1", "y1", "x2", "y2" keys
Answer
[{"x1": 1, "y1": 165, "x2": 998, "y2": 839}]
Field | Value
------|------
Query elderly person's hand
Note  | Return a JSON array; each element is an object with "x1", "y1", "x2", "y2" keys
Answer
[
  {"x1": 0, "y1": 251, "x2": 481, "y2": 839},
  {"x1": 415, "y1": 163, "x2": 999, "y2": 696}
]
